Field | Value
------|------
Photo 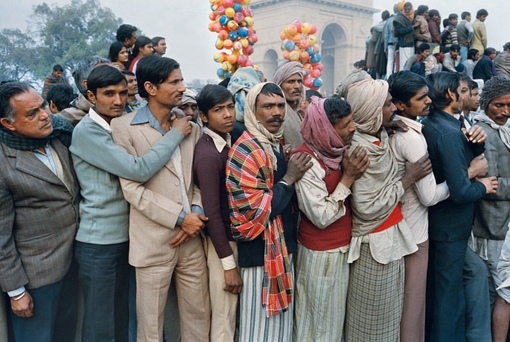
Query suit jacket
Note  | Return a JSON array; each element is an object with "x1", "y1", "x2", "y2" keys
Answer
[
  {"x1": 473, "y1": 120, "x2": 510, "y2": 240},
  {"x1": 0, "y1": 139, "x2": 79, "y2": 292},
  {"x1": 111, "y1": 110, "x2": 202, "y2": 267},
  {"x1": 422, "y1": 109, "x2": 486, "y2": 242}
]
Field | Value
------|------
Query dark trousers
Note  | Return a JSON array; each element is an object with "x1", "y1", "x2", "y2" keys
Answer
[
  {"x1": 10, "y1": 279, "x2": 63, "y2": 342},
  {"x1": 75, "y1": 241, "x2": 131, "y2": 342},
  {"x1": 426, "y1": 239, "x2": 468, "y2": 342}
]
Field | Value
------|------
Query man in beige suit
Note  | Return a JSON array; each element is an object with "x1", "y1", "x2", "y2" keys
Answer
[{"x1": 111, "y1": 55, "x2": 210, "y2": 341}]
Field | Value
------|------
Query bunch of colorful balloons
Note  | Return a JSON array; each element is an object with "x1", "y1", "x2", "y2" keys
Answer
[
  {"x1": 209, "y1": 0, "x2": 258, "y2": 79},
  {"x1": 280, "y1": 21, "x2": 323, "y2": 90}
]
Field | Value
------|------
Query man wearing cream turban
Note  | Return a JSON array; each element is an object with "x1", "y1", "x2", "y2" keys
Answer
[
  {"x1": 343, "y1": 78, "x2": 431, "y2": 341},
  {"x1": 273, "y1": 61, "x2": 305, "y2": 149},
  {"x1": 226, "y1": 82, "x2": 311, "y2": 342}
]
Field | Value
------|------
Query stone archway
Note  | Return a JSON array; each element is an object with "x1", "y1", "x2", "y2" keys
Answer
[
  {"x1": 321, "y1": 23, "x2": 348, "y2": 96},
  {"x1": 262, "y1": 49, "x2": 278, "y2": 82}
]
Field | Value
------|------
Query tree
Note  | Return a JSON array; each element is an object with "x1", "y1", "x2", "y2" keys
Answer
[
  {"x1": 1, "y1": 0, "x2": 122, "y2": 84},
  {"x1": 0, "y1": 29, "x2": 37, "y2": 83}
]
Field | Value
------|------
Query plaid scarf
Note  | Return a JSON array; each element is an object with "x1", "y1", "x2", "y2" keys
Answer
[
  {"x1": 226, "y1": 131, "x2": 292, "y2": 317},
  {"x1": 0, "y1": 114, "x2": 73, "y2": 150}
]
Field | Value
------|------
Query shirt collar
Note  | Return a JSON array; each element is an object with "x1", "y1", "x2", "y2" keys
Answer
[
  {"x1": 394, "y1": 115, "x2": 422, "y2": 133},
  {"x1": 203, "y1": 127, "x2": 231, "y2": 153},
  {"x1": 130, "y1": 104, "x2": 165, "y2": 135},
  {"x1": 89, "y1": 108, "x2": 112, "y2": 133}
]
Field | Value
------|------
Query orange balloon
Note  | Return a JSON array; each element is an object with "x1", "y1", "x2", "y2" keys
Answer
[
  {"x1": 227, "y1": 54, "x2": 238, "y2": 65},
  {"x1": 223, "y1": 39, "x2": 233, "y2": 49}
]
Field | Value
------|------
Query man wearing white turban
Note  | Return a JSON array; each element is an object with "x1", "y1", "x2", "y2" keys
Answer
[
  {"x1": 343, "y1": 78, "x2": 432, "y2": 341},
  {"x1": 273, "y1": 61, "x2": 305, "y2": 149}
]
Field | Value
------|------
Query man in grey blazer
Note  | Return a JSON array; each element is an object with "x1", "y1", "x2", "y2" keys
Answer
[
  {"x1": 471, "y1": 76, "x2": 510, "y2": 342},
  {"x1": 0, "y1": 82, "x2": 79, "y2": 342}
]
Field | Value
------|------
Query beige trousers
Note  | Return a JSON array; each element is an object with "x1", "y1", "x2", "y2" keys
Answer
[
  {"x1": 136, "y1": 237, "x2": 210, "y2": 342},
  {"x1": 205, "y1": 237, "x2": 239, "y2": 342}
]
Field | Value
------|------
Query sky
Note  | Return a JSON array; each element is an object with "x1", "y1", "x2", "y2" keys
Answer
[{"x1": 1, "y1": 1, "x2": 508, "y2": 81}]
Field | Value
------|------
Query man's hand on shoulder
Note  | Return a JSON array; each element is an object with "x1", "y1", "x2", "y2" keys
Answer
[{"x1": 283, "y1": 152, "x2": 312, "y2": 185}]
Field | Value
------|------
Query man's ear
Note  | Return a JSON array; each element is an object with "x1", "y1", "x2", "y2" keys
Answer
[
  {"x1": 446, "y1": 88, "x2": 456, "y2": 102},
  {"x1": 395, "y1": 100, "x2": 406, "y2": 112},
  {"x1": 0, "y1": 118, "x2": 15, "y2": 132},
  {"x1": 87, "y1": 90, "x2": 96, "y2": 105},
  {"x1": 199, "y1": 111, "x2": 208, "y2": 124},
  {"x1": 49, "y1": 100, "x2": 59, "y2": 114},
  {"x1": 144, "y1": 82, "x2": 157, "y2": 97}
]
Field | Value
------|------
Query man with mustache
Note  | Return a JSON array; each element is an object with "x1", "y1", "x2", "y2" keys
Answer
[
  {"x1": 70, "y1": 64, "x2": 192, "y2": 341},
  {"x1": 0, "y1": 82, "x2": 78, "y2": 342},
  {"x1": 293, "y1": 95, "x2": 369, "y2": 341},
  {"x1": 226, "y1": 82, "x2": 312, "y2": 341},
  {"x1": 273, "y1": 61, "x2": 305, "y2": 149},
  {"x1": 471, "y1": 76, "x2": 510, "y2": 342},
  {"x1": 343, "y1": 78, "x2": 431, "y2": 342},
  {"x1": 111, "y1": 55, "x2": 210, "y2": 341}
]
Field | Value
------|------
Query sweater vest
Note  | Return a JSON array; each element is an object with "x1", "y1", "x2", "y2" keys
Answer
[{"x1": 294, "y1": 144, "x2": 352, "y2": 251}]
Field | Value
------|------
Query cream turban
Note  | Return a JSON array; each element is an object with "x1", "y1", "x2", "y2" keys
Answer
[
  {"x1": 272, "y1": 61, "x2": 303, "y2": 86},
  {"x1": 346, "y1": 78, "x2": 389, "y2": 134}
]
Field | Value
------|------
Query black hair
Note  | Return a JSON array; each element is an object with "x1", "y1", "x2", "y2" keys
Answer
[
  {"x1": 46, "y1": 84, "x2": 76, "y2": 111},
  {"x1": 418, "y1": 43, "x2": 431, "y2": 53},
  {"x1": 426, "y1": 72, "x2": 461, "y2": 110},
  {"x1": 136, "y1": 55, "x2": 180, "y2": 98},
  {"x1": 132, "y1": 36, "x2": 153, "y2": 58},
  {"x1": 305, "y1": 89, "x2": 323, "y2": 101},
  {"x1": 388, "y1": 71, "x2": 429, "y2": 107},
  {"x1": 152, "y1": 36, "x2": 165, "y2": 46},
  {"x1": 121, "y1": 70, "x2": 135, "y2": 77},
  {"x1": 416, "y1": 5, "x2": 429, "y2": 16},
  {"x1": 53, "y1": 64, "x2": 64, "y2": 72},
  {"x1": 468, "y1": 49, "x2": 479, "y2": 59},
  {"x1": 323, "y1": 94, "x2": 351, "y2": 125},
  {"x1": 461, "y1": 11, "x2": 471, "y2": 19},
  {"x1": 381, "y1": 10, "x2": 390, "y2": 21},
  {"x1": 476, "y1": 9, "x2": 488, "y2": 19},
  {"x1": 196, "y1": 84, "x2": 234, "y2": 117},
  {"x1": 0, "y1": 82, "x2": 33, "y2": 121},
  {"x1": 108, "y1": 41, "x2": 126, "y2": 63},
  {"x1": 484, "y1": 47, "x2": 496, "y2": 56},
  {"x1": 469, "y1": 80, "x2": 479, "y2": 90},
  {"x1": 258, "y1": 83, "x2": 284, "y2": 99},
  {"x1": 86, "y1": 64, "x2": 126, "y2": 95},
  {"x1": 72, "y1": 56, "x2": 111, "y2": 96},
  {"x1": 450, "y1": 44, "x2": 460, "y2": 52},
  {"x1": 448, "y1": 13, "x2": 458, "y2": 20},
  {"x1": 429, "y1": 9, "x2": 439, "y2": 18},
  {"x1": 116, "y1": 24, "x2": 138, "y2": 43}
]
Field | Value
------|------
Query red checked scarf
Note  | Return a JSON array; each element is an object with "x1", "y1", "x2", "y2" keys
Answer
[{"x1": 226, "y1": 129, "x2": 293, "y2": 317}]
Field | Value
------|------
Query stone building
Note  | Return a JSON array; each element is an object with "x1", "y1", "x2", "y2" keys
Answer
[{"x1": 250, "y1": 0, "x2": 377, "y2": 95}]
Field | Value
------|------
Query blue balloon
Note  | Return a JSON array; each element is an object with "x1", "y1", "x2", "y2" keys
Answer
[
  {"x1": 311, "y1": 53, "x2": 322, "y2": 63},
  {"x1": 284, "y1": 40, "x2": 295, "y2": 52},
  {"x1": 238, "y1": 27, "x2": 249, "y2": 37},
  {"x1": 219, "y1": 15, "x2": 229, "y2": 26},
  {"x1": 229, "y1": 31, "x2": 238, "y2": 40},
  {"x1": 217, "y1": 68, "x2": 226, "y2": 78},
  {"x1": 312, "y1": 78, "x2": 323, "y2": 88},
  {"x1": 306, "y1": 47, "x2": 315, "y2": 56},
  {"x1": 233, "y1": 3, "x2": 243, "y2": 12}
]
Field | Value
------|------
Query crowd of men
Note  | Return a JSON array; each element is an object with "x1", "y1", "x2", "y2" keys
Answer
[
  {"x1": 1, "y1": 8, "x2": 510, "y2": 342},
  {"x1": 366, "y1": 2, "x2": 510, "y2": 86}
]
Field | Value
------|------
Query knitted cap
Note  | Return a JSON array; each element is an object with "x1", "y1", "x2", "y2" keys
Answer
[{"x1": 479, "y1": 76, "x2": 510, "y2": 110}]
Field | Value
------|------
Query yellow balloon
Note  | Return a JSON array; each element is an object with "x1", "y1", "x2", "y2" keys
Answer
[{"x1": 309, "y1": 35, "x2": 317, "y2": 45}]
